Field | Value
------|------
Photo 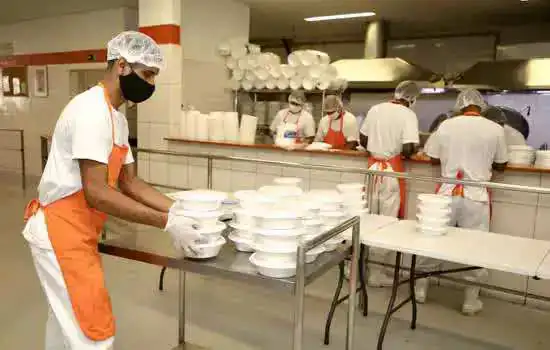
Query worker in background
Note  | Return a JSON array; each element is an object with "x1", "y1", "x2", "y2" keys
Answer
[
  {"x1": 359, "y1": 80, "x2": 421, "y2": 287},
  {"x1": 270, "y1": 90, "x2": 316, "y2": 147},
  {"x1": 315, "y1": 95, "x2": 359, "y2": 150},
  {"x1": 22, "y1": 31, "x2": 202, "y2": 348},
  {"x1": 419, "y1": 88, "x2": 508, "y2": 315}
]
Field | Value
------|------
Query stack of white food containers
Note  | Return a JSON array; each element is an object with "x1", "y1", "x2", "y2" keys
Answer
[
  {"x1": 507, "y1": 145, "x2": 535, "y2": 166},
  {"x1": 535, "y1": 150, "x2": 550, "y2": 168},
  {"x1": 171, "y1": 190, "x2": 229, "y2": 259},
  {"x1": 416, "y1": 194, "x2": 452, "y2": 236},
  {"x1": 228, "y1": 190, "x2": 265, "y2": 252},
  {"x1": 308, "y1": 189, "x2": 347, "y2": 252},
  {"x1": 337, "y1": 183, "x2": 369, "y2": 239}
]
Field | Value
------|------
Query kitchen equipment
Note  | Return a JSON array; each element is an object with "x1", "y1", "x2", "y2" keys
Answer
[
  {"x1": 250, "y1": 253, "x2": 296, "y2": 278},
  {"x1": 239, "y1": 114, "x2": 258, "y2": 145},
  {"x1": 323, "y1": 235, "x2": 344, "y2": 252},
  {"x1": 187, "y1": 236, "x2": 226, "y2": 259}
]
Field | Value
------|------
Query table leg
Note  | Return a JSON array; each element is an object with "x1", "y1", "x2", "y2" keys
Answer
[
  {"x1": 359, "y1": 245, "x2": 368, "y2": 317},
  {"x1": 293, "y1": 246, "x2": 306, "y2": 350},
  {"x1": 159, "y1": 267, "x2": 167, "y2": 291},
  {"x1": 409, "y1": 255, "x2": 417, "y2": 330},
  {"x1": 324, "y1": 262, "x2": 345, "y2": 345},
  {"x1": 377, "y1": 252, "x2": 402, "y2": 350},
  {"x1": 178, "y1": 271, "x2": 186, "y2": 345},
  {"x1": 345, "y1": 222, "x2": 360, "y2": 350}
]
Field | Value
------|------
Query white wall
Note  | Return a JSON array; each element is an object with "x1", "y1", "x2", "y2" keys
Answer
[
  {"x1": 180, "y1": 0, "x2": 249, "y2": 112},
  {"x1": 0, "y1": 8, "x2": 134, "y2": 177}
]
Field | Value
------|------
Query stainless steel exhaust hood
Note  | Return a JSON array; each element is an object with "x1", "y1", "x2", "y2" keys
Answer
[
  {"x1": 454, "y1": 58, "x2": 550, "y2": 91},
  {"x1": 332, "y1": 58, "x2": 441, "y2": 89},
  {"x1": 332, "y1": 20, "x2": 440, "y2": 89}
]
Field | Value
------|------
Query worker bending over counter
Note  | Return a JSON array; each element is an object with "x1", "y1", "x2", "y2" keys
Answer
[
  {"x1": 315, "y1": 95, "x2": 359, "y2": 150},
  {"x1": 418, "y1": 88, "x2": 508, "y2": 315},
  {"x1": 270, "y1": 90, "x2": 315, "y2": 146},
  {"x1": 358, "y1": 80, "x2": 421, "y2": 287}
]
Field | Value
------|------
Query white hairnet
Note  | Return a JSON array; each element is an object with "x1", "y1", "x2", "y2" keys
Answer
[
  {"x1": 289, "y1": 90, "x2": 306, "y2": 105},
  {"x1": 107, "y1": 31, "x2": 164, "y2": 70},
  {"x1": 455, "y1": 89, "x2": 487, "y2": 111},
  {"x1": 324, "y1": 95, "x2": 343, "y2": 112},
  {"x1": 394, "y1": 80, "x2": 420, "y2": 102}
]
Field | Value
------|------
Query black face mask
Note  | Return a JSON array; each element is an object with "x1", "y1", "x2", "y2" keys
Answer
[{"x1": 119, "y1": 70, "x2": 155, "y2": 103}]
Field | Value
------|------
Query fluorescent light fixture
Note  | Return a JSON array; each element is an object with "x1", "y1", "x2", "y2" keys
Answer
[{"x1": 305, "y1": 12, "x2": 376, "y2": 22}]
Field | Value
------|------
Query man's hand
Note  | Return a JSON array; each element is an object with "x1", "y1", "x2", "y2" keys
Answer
[{"x1": 165, "y1": 203, "x2": 202, "y2": 255}]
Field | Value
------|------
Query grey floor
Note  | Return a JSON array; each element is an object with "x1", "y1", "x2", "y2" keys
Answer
[{"x1": 2, "y1": 172, "x2": 550, "y2": 350}]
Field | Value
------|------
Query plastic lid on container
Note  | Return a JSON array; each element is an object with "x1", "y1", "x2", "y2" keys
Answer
[
  {"x1": 196, "y1": 223, "x2": 227, "y2": 235},
  {"x1": 253, "y1": 227, "x2": 306, "y2": 237},
  {"x1": 250, "y1": 253, "x2": 295, "y2": 268},
  {"x1": 251, "y1": 209, "x2": 306, "y2": 220},
  {"x1": 174, "y1": 190, "x2": 228, "y2": 202}
]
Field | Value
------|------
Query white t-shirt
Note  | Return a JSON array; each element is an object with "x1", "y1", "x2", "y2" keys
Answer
[
  {"x1": 38, "y1": 85, "x2": 134, "y2": 206},
  {"x1": 360, "y1": 102, "x2": 419, "y2": 159},
  {"x1": 503, "y1": 124, "x2": 527, "y2": 146},
  {"x1": 269, "y1": 108, "x2": 316, "y2": 139},
  {"x1": 314, "y1": 111, "x2": 358, "y2": 142},
  {"x1": 425, "y1": 115, "x2": 508, "y2": 202}
]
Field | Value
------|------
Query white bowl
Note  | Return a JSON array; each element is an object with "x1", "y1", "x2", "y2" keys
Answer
[
  {"x1": 232, "y1": 208, "x2": 255, "y2": 227},
  {"x1": 188, "y1": 236, "x2": 226, "y2": 259},
  {"x1": 273, "y1": 177, "x2": 303, "y2": 187},
  {"x1": 181, "y1": 210, "x2": 223, "y2": 228},
  {"x1": 228, "y1": 232, "x2": 254, "y2": 252},
  {"x1": 304, "y1": 219, "x2": 323, "y2": 236},
  {"x1": 172, "y1": 190, "x2": 228, "y2": 211},
  {"x1": 252, "y1": 210, "x2": 305, "y2": 230},
  {"x1": 250, "y1": 253, "x2": 296, "y2": 278},
  {"x1": 253, "y1": 227, "x2": 305, "y2": 249},
  {"x1": 417, "y1": 205, "x2": 451, "y2": 219},
  {"x1": 196, "y1": 223, "x2": 226, "y2": 239},
  {"x1": 416, "y1": 214, "x2": 449, "y2": 227},
  {"x1": 337, "y1": 183, "x2": 365, "y2": 193},
  {"x1": 320, "y1": 211, "x2": 346, "y2": 227},
  {"x1": 324, "y1": 236, "x2": 344, "y2": 252},
  {"x1": 417, "y1": 224, "x2": 448, "y2": 236},
  {"x1": 253, "y1": 243, "x2": 296, "y2": 263}
]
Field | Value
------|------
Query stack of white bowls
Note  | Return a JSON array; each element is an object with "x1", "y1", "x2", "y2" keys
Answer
[
  {"x1": 249, "y1": 209, "x2": 310, "y2": 278},
  {"x1": 171, "y1": 190, "x2": 228, "y2": 258},
  {"x1": 228, "y1": 190, "x2": 267, "y2": 252},
  {"x1": 307, "y1": 190, "x2": 347, "y2": 252},
  {"x1": 508, "y1": 145, "x2": 535, "y2": 166},
  {"x1": 337, "y1": 183, "x2": 368, "y2": 214},
  {"x1": 535, "y1": 150, "x2": 550, "y2": 169},
  {"x1": 416, "y1": 194, "x2": 452, "y2": 236}
]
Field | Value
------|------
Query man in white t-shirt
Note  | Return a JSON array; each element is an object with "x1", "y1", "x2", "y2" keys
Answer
[
  {"x1": 270, "y1": 90, "x2": 315, "y2": 147},
  {"x1": 359, "y1": 81, "x2": 421, "y2": 287},
  {"x1": 419, "y1": 89, "x2": 508, "y2": 315},
  {"x1": 314, "y1": 95, "x2": 359, "y2": 150},
  {"x1": 22, "y1": 32, "x2": 202, "y2": 349}
]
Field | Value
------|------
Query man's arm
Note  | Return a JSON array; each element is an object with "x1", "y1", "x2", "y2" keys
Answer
[
  {"x1": 79, "y1": 160, "x2": 168, "y2": 228},
  {"x1": 119, "y1": 163, "x2": 174, "y2": 212},
  {"x1": 359, "y1": 134, "x2": 368, "y2": 149}
]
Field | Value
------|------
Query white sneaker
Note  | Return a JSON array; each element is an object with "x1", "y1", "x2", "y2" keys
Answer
[
  {"x1": 414, "y1": 278, "x2": 429, "y2": 304},
  {"x1": 462, "y1": 286, "x2": 483, "y2": 315},
  {"x1": 367, "y1": 271, "x2": 395, "y2": 287}
]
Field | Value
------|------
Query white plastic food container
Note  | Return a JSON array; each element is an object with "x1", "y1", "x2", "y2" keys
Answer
[
  {"x1": 228, "y1": 222, "x2": 254, "y2": 238},
  {"x1": 196, "y1": 223, "x2": 226, "y2": 240},
  {"x1": 187, "y1": 236, "x2": 226, "y2": 259},
  {"x1": 418, "y1": 194, "x2": 452, "y2": 207},
  {"x1": 417, "y1": 224, "x2": 448, "y2": 236},
  {"x1": 172, "y1": 190, "x2": 228, "y2": 211},
  {"x1": 252, "y1": 210, "x2": 305, "y2": 230},
  {"x1": 342, "y1": 200, "x2": 367, "y2": 213},
  {"x1": 253, "y1": 243, "x2": 296, "y2": 264},
  {"x1": 181, "y1": 210, "x2": 223, "y2": 228},
  {"x1": 417, "y1": 205, "x2": 451, "y2": 219},
  {"x1": 337, "y1": 183, "x2": 365, "y2": 193},
  {"x1": 258, "y1": 185, "x2": 303, "y2": 199},
  {"x1": 320, "y1": 211, "x2": 346, "y2": 227},
  {"x1": 232, "y1": 208, "x2": 255, "y2": 227},
  {"x1": 250, "y1": 253, "x2": 296, "y2": 278},
  {"x1": 254, "y1": 227, "x2": 305, "y2": 249},
  {"x1": 228, "y1": 232, "x2": 254, "y2": 253},
  {"x1": 416, "y1": 214, "x2": 450, "y2": 227}
]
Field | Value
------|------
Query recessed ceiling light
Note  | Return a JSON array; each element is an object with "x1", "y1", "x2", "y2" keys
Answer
[{"x1": 305, "y1": 12, "x2": 376, "y2": 22}]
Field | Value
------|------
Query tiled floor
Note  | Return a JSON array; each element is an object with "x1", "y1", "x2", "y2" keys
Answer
[{"x1": 2, "y1": 172, "x2": 550, "y2": 350}]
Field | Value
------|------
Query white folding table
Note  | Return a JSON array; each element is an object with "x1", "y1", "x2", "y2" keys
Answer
[{"x1": 361, "y1": 220, "x2": 550, "y2": 350}]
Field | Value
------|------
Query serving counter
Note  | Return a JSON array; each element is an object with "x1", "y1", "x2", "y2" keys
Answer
[{"x1": 131, "y1": 137, "x2": 550, "y2": 304}]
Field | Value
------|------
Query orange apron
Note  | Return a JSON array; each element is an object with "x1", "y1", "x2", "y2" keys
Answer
[
  {"x1": 24, "y1": 83, "x2": 128, "y2": 341},
  {"x1": 324, "y1": 112, "x2": 347, "y2": 149},
  {"x1": 367, "y1": 155, "x2": 406, "y2": 219},
  {"x1": 434, "y1": 111, "x2": 492, "y2": 218},
  {"x1": 283, "y1": 111, "x2": 302, "y2": 144}
]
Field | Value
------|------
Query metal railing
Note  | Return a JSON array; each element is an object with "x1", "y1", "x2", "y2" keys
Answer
[{"x1": 0, "y1": 128, "x2": 26, "y2": 189}]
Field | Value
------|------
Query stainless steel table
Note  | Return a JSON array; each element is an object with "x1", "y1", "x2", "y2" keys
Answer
[{"x1": 99, "y1": 217, "x2": 361, "y2": 350}]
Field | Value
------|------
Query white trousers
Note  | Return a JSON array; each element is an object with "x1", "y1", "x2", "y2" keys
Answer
[
  {"x1": 25, "y1": 211, "x2": 115, "y2": 350},
  {"x1": 416, "y1": 197, "x2": 490, "y2": 283},
  {"x1": 367, "y1": 167, "x2": 401, "y2": 273}
]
